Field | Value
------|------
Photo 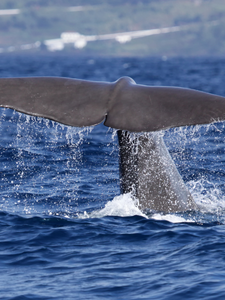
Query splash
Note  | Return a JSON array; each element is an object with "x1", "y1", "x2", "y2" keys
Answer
[
  {"x1": 1, "y1": 108, "x2": 225, "y2": 224},
  {"x1": 0, "y1": 108, "x2": 92, "y2": 216},
  {"x1": 78, "y1": 193, "x2": 147, "y2": 219},
  {"x1": 188, "y1": 179, "x2": 225, "y2": 213},
  {"x1": 77, "y1": 193, "x2": 195, "y2": 223}
]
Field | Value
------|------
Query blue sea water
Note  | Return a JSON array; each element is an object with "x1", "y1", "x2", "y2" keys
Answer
[{"x1": 0, "y1": 54, "x2": 225, "y2": 299}]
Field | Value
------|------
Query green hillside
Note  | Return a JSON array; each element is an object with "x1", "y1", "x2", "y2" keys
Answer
[{"x1": 0, "y1": 0, "x2": 225, "y2": 56}]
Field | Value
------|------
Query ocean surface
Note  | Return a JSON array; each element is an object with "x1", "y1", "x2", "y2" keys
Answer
[{"x1": 0, "y1": 54, "x2": 225, "y2": 299}]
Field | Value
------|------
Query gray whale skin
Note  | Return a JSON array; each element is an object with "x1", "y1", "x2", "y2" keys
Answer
[{"x1": 1, "y1": 76, "x2": 225, "y2": 213}]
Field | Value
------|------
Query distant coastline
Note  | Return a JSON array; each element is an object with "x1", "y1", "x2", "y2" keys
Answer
[{"x1": 0, "y1": 0, "x2": 225, "y2": 56}]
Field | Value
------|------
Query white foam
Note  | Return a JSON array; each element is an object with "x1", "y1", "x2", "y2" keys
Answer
[
  {"x1": 151, "y1": 213, "x2": 194, "y2": 223},
  {"x1": 78, "y1": 193, "x2": 148, "y2": 219},
  {"x1": 77, "y1": 194, "x2": 197, "y2": 223},
  {"x1": 77, "y1": 193, "x2": 194, "y2": 223}
]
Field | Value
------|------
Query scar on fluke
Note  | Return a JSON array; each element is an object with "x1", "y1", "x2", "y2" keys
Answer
[{"x1": 1, "y1": 76, "x2": 225, "y2": 213}]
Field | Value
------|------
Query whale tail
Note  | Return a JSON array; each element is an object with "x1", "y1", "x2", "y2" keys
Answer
[
  {"x1": 117, "y1": 130, "x2": 197, "y2": 213},
  {"x1": 0, "y1": 76, "x2": 225, "y2": 213},
  {"x1": 1, "y1": 76, "x2": 225, "y2": 132}
]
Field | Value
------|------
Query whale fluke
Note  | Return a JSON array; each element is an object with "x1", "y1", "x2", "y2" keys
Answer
[
  {"x1": 0, "y1": 77, "x2": 111, "y2": 127},
  {"x1": 1, "y1": 76, "x2": 225, "y2": 213},
  {"x1": 1, "y1": 76, "x2": 225, "y2": 131}
]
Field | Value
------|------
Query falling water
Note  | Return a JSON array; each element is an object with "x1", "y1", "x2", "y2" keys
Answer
[{"x1": 1, "y1": 107, "x2": 225, "y2": 224}]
